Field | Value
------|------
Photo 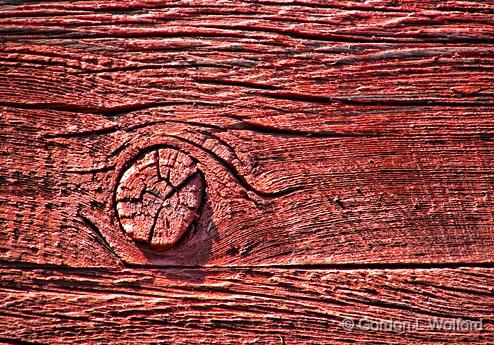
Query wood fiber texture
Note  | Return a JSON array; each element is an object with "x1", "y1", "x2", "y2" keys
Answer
[
  {"x1": 1, "y1": 0, "x2": 493, "y2": 344},
  {"x1": 0, "y1": 266, "x2": 493, "y2": 344}
]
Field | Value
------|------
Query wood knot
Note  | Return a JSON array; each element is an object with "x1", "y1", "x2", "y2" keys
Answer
[{"x1": 115, "y1": 148, "x2": 204, "y2": 250}]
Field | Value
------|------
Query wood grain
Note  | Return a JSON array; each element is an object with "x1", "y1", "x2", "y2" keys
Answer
[
  {"x1": 0, "y1": 266, "x2": 492, "y2": 344},
  {"x1": 3, "y1": 104, "x2": 494, "y2": 267},
  {"x1": 1, "y1": 0, "x2": 494, "y2": 267},
  {"x1": 2, "y1": 1, "x2": 494, "y2": 344}
]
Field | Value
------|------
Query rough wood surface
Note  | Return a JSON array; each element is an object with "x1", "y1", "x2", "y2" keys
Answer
[
  {"x1": 3, "y1": 105, "x2": 494, "y2": 267},
  {"x1": 1, "y1": 1, "x2": 494, "y2": 343},
  {"x1": 1, "y1": 0, "x2": 494, "y2": 267},
  {"x1": 0, "y1": 266, "x2": 492, "y2": 344}
]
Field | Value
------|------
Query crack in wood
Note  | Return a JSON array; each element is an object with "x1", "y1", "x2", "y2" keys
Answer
[{"x1": 77, "y1": 212, "x2": 122, "y2": 262}]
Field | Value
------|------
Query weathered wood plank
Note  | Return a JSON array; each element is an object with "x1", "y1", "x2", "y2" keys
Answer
[
  {"x1": 3, "y1": 97, "x2": 494, "y2": 266},
  {"x1": 1, "y1": 0, "x2": 494, "y2": 44},
  {"x1": 2, "y1": 41, "x2": 493, "y2": 109},
  {"x1": 1, "y1": 1, "x2": 494, "y2": 109},
  {"x1": 0, "y1": 266, "x2": 492, "y2": 344},
  {"x1": 2, "y1": 104, "x2": 494, "y2": 266}
]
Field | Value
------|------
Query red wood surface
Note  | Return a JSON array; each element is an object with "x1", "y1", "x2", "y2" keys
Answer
[
  {"x1": 1, "y1": 0, "x2": 493, "y2": 343},
  {"x1": 0, "y1": 266, "x2": 493, "y2": 344}
]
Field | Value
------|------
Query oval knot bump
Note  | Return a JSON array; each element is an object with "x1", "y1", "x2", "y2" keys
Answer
[{"x1": 115, "y1": 148, "x2": 204, "y2": 250}]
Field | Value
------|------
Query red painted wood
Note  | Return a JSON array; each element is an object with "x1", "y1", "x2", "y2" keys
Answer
[
  {"x1": 0, "y1": 266, "x2": 492, "y2": 344},
  {"x1": 1, "y1": 0, "x2": 493, "y2": 343}
]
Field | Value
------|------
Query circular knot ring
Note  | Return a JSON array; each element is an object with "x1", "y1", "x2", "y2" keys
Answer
[{"x1": 115, "y1": 148, "x2": 204, "y2": 250}]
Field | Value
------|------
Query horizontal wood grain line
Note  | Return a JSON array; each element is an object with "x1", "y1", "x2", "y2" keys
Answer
[
  {"x1": 3, "y1": 99, "x2": 494, "y2": 118},
  {"x1": 2, "y1": 45, "x2": 493, "y2": 71},
  {"x1": 242, "y1": 0, "x2": 494, "y2": 13},
  {"x1": 0, "y1": 101, "x2": 209, "y2": 116},
  {"x1": 3, "y1": 260, "x2": 494, "y2": 271},
  {"x1": 0, "y1": 267, "x2": 492, "y2": 344},
  {"x1": 3, "y1": 29, "x2": 494, "y2": 45},
  {"x1": 2, "y1": 0, "x2": 493, "y2": 15},
  {"x1": 0, "y1": 338, "x2": 43, "y2": 345},
  {"x1": 1, "y1": 3, "x2": 493, "y2": 43}
]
